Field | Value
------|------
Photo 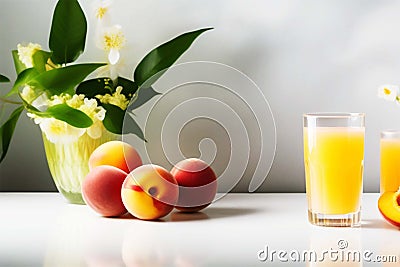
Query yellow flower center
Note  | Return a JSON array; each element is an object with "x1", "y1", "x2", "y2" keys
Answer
[
  {"x1": 96, "y1": 86, "x2": 130, "y2": 110},
  {"x1": 48, "y1": 120, "x2": 67, "y2": 136},
  {"x1": 103, "y1": 31, "x2": 125, "y2": 51},
  {"x1": 96, "y1": 7, "x2": 108, "y2": 19},
  {"x1": 384, "y1": 88, "x2": 391, "y2": 95}
]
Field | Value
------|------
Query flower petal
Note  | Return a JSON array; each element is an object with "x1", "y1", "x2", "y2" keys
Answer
[
  {"x1": 39, "y1": 118, "x2": 85, "y2": 144},
  {"x1": 108, "y1": 48, "x2": 120, "y2": 65}
]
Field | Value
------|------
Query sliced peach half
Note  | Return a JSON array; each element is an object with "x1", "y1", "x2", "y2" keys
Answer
[{"x1": 378, "y1": 189, "x2": 400, "y2": 227}]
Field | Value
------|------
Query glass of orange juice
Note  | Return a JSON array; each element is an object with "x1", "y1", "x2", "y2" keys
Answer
[
  {"x1": 380, "y1": 130, "x2": 400, "y2": 194},
  {"x1": 303, "y1": 113, "x2": 365, "y2": 227}
]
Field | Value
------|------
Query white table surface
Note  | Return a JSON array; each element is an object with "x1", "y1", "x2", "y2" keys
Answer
[{"x1": 0, "y1": 193, "x2": 399, "y2": 267}]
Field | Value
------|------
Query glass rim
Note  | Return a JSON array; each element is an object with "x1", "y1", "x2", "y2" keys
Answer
[
  {"x1": 381, "y1": 129, "x2": 400, "y2": 138},
  {"x1": 303, "y1": 112, "x2": 365, "y2": 118},
  {"x1": 381, "y1": 129, "x2": 400, "y2": 134}
]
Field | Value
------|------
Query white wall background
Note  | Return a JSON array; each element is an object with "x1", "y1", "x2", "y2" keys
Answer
[{"x1": 1, "y1": 0, "x2": 400, "y2": 192}]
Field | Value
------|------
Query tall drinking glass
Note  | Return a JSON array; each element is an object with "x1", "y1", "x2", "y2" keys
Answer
[
  {"x1": 303, "y1": 113, "x2": 365, "y2": 227},
  {"x1": 380, "y1": 130, "x2": 400, "y2": 194}
]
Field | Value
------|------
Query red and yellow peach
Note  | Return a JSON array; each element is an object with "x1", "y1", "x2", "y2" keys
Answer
[
  {"x1": 82, "y1": 165, "x2": 128, "y2": 217},
  {"x1": 121, "y1": 164, "x2": 179, "y2": 220},
  {"x1": 88, "y1": 141, "x2": 142, "y2": 174},
  {"x1": 378, "y1": 189, "x2": 400, "y2": 227},
  {"x1": 171, "y1": 158, "x2": 217, "y2": 212}
]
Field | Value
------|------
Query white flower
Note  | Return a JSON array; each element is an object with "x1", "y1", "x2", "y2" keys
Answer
[
  {"x1": 17, "y1": 43, "x2": 42, "y2": 68},
  {"x1": 77, "y1": 98, "x2": 105, "y2": 120},
  {"x1": 378, "y1": 84, "x2": 399, "y2": 102},
  {"x1": 63, "y1": 95, "x2": 108, "y2": 139},
  {"x1": 77, "y1": 97, "x2": 107, "y2": 139},
  {"x1": 97, "y1": 25, "x2": 126, "y2": 65},
  {"x1": 40, "y1": 118, "x2": 85, "y2": 144},
  {"x1": 93, "y1": 0, "x2": 126, "y2": 73},
  {"x1": 93, "y1": 0, "x2": 113, "y2": 21},
  {"x1": 96, "y1": 86, "x2": 129, "y2": 110},
  {"x1": 66, "y1": 94, "x2": 85, "y2": 109}
]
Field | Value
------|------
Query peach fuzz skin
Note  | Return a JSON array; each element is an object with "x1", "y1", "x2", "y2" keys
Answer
[
  {"x1": 378, "y1": 190, "x2": 400, "y2": 228},
  {"x1": 89, "y1": 141, "x2": 142, "y2": 174},
  {"x1": 82, "y1": 165, "x2": 128, "y2": 217},
  {"x1": 121, "y1": 164, "x2": 179, "y2": 220},
  {"x1": 171, "y1": 158, "x2": 217, "y2": 213}
]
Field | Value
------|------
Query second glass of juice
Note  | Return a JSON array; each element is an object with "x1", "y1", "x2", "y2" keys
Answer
[
  {"x1": 380, "y1": 130, "x2": 400, "y2": 194},
  {"x1": 303, "y1": 113, "x2": 365, "y2": 227}
]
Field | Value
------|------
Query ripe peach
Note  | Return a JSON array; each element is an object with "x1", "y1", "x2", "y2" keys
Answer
[
  {"x1": 171, "y1": 158, "x2": 217, "y2": 212},
  {"x1": 82, "y1": 165, "x2": 128, "y2": 217},
  {"x1": 121, "y1": 164, "x2": 179, "y2": 220},
  {"x1": 378, "y1": 189, "x2": 400, "y2": 227},
  {"x1": 89, "y1": 141, "x2": 142, "y2": 174}
]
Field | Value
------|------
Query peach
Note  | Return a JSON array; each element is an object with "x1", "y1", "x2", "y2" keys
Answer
[
  {"x1": 82, "y1": 165, "x2": 128, "y2": 217},
  {"x1": 89, "y1": 141, "x2": 142, "y2": 174},
  {"x1": 121, "y1": 164, "x2": 179, "y2": 220},
  {"x1": 378, "y1": 189, "x2": 400, "y2": 227},
  {"x1": 171, "y1": 158, "x2": 217, "y2": 212}
]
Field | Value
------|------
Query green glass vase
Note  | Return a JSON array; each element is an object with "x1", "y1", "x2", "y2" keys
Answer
[{"x1": 42, "y1": 129, "x2": 118, "y2": 204}]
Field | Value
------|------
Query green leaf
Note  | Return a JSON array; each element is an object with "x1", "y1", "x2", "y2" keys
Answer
[
  {"x1": 102, "y1": 104, "x2": 146, "y2": 141},
  {"x1": 134, "y1": 28, "x2": 213, "y2": 87},
  {"x1": 102, "y1": 103, "x2": 125, "y2": 135},
  {"x1": 30, "y1": 63, "x2": 105, "y2": 95},
  {"x1": 129, "y1": 86, "x2": 160, "y2": 110},
  {"x1": 45, "y1": 103, "x2": 93, "y2": 128},
  {"x1": 6, "y1": 68, "x2": 39, "y2": 97},
  {"x1": 124, "y1": 112, "x2": 147, "y2": 142},
  {"x1": 76, "y1": 77, "x2": 113, "y2": 98},
  {"x1": 0, "y1": 105, "x2": 24, "y2": 163},
  {"x1": 49, "y1": 0, "x2": 87, "y2": 64},
  {"x1": 0, "y1": 75, "x2": 9, "y2": 83},
  {"x1": 124, "y1": 112, "x2": 146, "y2": 142},
  {"x1": 32, "y1": 50, "x2": 52, "y2": 73},
  {"x1": 12, "y1": 50, "x2": 26, "y2": 75},
  {"x1": 116, "y1": 77, "x2": 138, "y2": 97}
]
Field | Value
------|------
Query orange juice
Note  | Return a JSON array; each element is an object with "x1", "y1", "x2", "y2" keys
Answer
[
  {"x1": 304, "y1": 127, "x2": 364, "y2": 215},
  {"x1": 380, "y1": 138, "x2": 400, "y2": 193}
]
